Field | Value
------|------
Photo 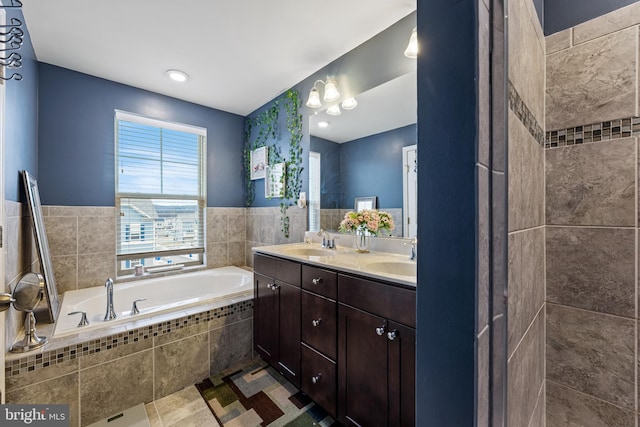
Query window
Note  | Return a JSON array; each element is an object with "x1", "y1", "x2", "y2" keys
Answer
[
  {"x1": 308, "y1": 151, "x2": 321, "y2": 232},
  {"x1": 115, "y1": 110, "x2": 206, "y2": 275}
]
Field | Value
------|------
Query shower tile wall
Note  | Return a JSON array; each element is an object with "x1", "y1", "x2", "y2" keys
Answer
[
  {"x1": 544, "y1": 3, "x2": 640, "y2": 425},
  {"x1": 507, "y1": 0, "x2": 546, "y2": 426}
]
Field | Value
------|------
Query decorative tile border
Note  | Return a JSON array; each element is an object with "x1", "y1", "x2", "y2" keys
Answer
[
  {"x1": 545, "y1": 117, "x2": 640, "y2": 148},
  {"x1": 508, "y1": 81, "x2": 545, "y2": 147},
  {"x1": 5, "y1": 299, "x2": 253, "y2": 377}
]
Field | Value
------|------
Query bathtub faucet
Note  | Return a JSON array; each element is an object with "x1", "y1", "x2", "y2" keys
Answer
[{"x1": 104, "y1": 278, "x2": 117, "y2": 321}]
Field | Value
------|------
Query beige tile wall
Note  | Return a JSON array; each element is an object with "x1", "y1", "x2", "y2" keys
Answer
[
  {"x1": 507, "y1": 0, "x2": 546, "y2": 426},
  {"x1": 3, "y1": 200, "x2": 38, "y2": 353},
  {"x1": 544, "y1": 2, "x2": 640, "y2": 424}
]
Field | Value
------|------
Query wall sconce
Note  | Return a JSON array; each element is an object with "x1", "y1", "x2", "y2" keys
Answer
[
  {"x1": 404, "y1": 27, "x2": 418, "y2": 58},
  {"x1": 306, "y1": 77, "x2": 341, "y2": 108}
]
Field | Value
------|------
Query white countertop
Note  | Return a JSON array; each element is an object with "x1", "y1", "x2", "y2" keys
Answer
[{"x1": 252, "y1": 242, "x2": 417, "y2": 288}]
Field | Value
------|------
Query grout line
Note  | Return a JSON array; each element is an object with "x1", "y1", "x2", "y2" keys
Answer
[
  {"x1": 546, "y1": 301, "x2": 637, "y2": 322},
  {"x1": 507, "y1": 304, "x2": 544, "y2": 364},
  {"x1": 547, "y1": 379, "x2": 636, "y2": 414}
]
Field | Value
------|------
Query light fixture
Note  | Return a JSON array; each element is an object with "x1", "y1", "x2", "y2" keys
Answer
[
  {"x1": 166, "y1": 69, "x2": 189, "y2": 82},
  {"x1": 327, "y1": 104, "x2": 341, "y2": 116},
  {"x1": 306, "y1": 87, "x2": 322, "y2": 108},
  {"x1": 306, "y1": 77, "x2": 341, "y2": 108},
  {"x1": 318, "y1": 121, "x2": 329, "y2": 128},
  {"x1": 341, "y1": 97, "x2": 358, "y2": 110},
  {"x1": 323, "y1": 79, "x2": 340, "y2": 102},
  {"x1": 404, "y1": 27, "x2": 418, "y2": 58}
]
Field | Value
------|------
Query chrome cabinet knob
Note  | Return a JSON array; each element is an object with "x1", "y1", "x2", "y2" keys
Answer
[
  {"x1": 312, "y1": 374, "x2": 321, "y2": 384},
  {"x1": 266, "y1": 283, "x2": 279, "y2": 290},
  {"x1": 375, "y1": 326, "x2": 386, "y2": 336},
  {"x1": 387, "y1": 330, "x2": 399, "y2": 341},
  {"x1": 312, "y1": 278, "x2": 322, "y2": 285},
  {"x1": 312, "y1": 319, "x2": 322, "y2": 327}
]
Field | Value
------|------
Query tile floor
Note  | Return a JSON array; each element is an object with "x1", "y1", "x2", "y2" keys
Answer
[{"x1": 145, "y1": 386, "x2": 220, "y2": 427}]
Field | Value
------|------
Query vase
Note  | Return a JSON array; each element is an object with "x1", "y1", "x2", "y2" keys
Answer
[{"x1": 355, "y1": 229, "x2": 370, "y2": 253}]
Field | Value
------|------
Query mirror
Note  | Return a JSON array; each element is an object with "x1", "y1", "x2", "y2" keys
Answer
[
  {"x1": 23, "y1": 170, "x2": 60, "y2": 322},
  {"x1": 308, "y1": 69, "x2": 417, "y2": 237}
]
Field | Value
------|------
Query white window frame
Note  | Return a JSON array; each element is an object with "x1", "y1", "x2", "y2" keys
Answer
[{"x1": 114, "y1": 110, "x2": 207, "y2": 276}]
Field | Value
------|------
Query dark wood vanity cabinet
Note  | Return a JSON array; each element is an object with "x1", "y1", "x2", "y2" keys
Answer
[
  {"x1": 253, "y1": 255, "x2": 301, "y2": 387},
  {"x1": 300, "y1": 265, "x2": 338, "y2": 417},
  {"x1": 254, "y1": 253, "x2": 415, "y2": 426},
  {"x1": 338, "y1": 274, "x2": 416, "y2": 427}
]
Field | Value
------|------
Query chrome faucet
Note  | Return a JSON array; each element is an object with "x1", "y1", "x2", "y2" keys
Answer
[
  {"x1": 104, "y1": 278, "x2": 117, "y2": 321},
  {"x1": 317, "y1": 229, "x2": 337, "y2": 249},
  {"x1": 409, "y1": 236, "x2": 418, "y2": 261}
]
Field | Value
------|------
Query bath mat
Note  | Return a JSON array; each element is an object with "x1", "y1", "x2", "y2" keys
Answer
[{"x1": 196, "y1": 359, "x2": 338, "y2": 426}]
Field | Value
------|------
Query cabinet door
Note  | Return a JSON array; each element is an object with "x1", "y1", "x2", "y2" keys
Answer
[
  {"x1": 276, "y1": 280, "x2": 301, "y2": 388},
  {"x1": 388, "y1": 321, "x2": 416, "y2": 427},
  {"x1": 338, "y1": 304, "x2": 388, "y2": 427},
  {"x1": 301, "y1": 343, "x2": 337, "y2": 417},
  {"x1": 254, "y1": 273, "x2": 278, "y2": 366},
  {"x1": 301, "y1": 291, "x2": 337, "y2": 360}
]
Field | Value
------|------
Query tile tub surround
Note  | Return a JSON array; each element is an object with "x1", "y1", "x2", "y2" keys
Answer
[
  {"x1": 5, "y1": 298, "x2": 253, "y2": 427},
  {"x1": 3, "y1": 200, "x2": 40, "y2": 353}
]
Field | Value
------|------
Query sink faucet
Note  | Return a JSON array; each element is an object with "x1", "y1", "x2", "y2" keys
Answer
[
  {"x1": 408, "y1": 236, "x2": 417, "y2": 261},
  {"x1": 104, "y1": 278, "x2": 117, "y2": 321},
  {"x1": 317, "y1": 229, "x2": 336, "y2": 249}
]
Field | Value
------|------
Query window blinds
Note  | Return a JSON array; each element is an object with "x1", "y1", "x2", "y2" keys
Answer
[{"x1": 115, "y1": 111, "x2": 206, "y2": 265}]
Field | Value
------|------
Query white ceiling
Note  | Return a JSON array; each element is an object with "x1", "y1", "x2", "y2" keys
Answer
[
  {"x1": 310, "y1": 70, "x2": 417, "y2": 143},
  {"x1": 21, "y1": 0, "x2": 416, "y2": 117}
]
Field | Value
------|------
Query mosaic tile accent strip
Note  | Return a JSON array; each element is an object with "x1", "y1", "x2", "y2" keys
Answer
[
  {"x1": 5, "y1": 299, "x2": 253, "y2": 378},
  {"x1": 545, "y1": 117, "x2": 640, "y2": 149},
  {"x1": 508, "y1": 81, "x2": 545, "y2": 147}
]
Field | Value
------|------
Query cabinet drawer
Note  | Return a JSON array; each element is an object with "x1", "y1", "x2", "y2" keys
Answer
[
  {"x1": 302, "y1": 265, "x2": 337, "y2": 299},
  {"x1": 301, "y1": 291, "x2": 337, "y2": 360},
  {"x1": 254, "y1": 254, "x2": 301, "y2": 286},
  {"x1": 301, "y1": 343, "x2": 337, "y2": 417},
  {"x1": 338, "y1": 274, "x2": 416, "y2": 328}
]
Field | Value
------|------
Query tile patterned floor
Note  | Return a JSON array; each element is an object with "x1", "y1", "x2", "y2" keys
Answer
[{"x1": 145, "y1": 386, "x2": 220, "y2": 427}]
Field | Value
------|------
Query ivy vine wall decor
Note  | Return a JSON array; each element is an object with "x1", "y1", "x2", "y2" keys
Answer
[{"x1": 243, "y1": 89, "x2": 303, "y2": 238}]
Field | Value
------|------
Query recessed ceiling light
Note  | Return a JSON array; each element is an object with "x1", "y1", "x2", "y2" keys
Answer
[
  {"x1": 166, "y1": 69, "x2": 189, "y2": 82},
  {"x1": 318, "y1": 121, "x2": 329, "y2": 128}
]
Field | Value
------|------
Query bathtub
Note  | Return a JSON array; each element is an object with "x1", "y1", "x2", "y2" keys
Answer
[{"x1": 52, "y1": 266, "x2": 253, "y2": 338}]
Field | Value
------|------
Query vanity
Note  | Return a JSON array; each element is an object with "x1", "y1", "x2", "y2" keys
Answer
[{"x1": 252, "y1": 241, "x2": 416, "y2": 427}]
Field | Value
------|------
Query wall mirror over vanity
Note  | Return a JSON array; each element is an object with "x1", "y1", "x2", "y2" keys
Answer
[
  {"x1": 305, "y1": 14, "x2": 417, "y2": 240},
  {"x1": 253, "y1": 8, "x2": 418, "y2": 427}
]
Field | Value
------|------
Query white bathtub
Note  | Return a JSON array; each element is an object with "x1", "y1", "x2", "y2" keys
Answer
[{"x1": 52, "y1": 266, "x2": 253, "y2": 338}]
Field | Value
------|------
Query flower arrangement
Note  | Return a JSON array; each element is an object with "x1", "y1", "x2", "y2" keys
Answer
[{"x1": 338, "y1": 209, "x2": 395, "y2": 236}]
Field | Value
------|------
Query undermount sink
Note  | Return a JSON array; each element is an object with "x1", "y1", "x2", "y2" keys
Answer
[
  {"x1": 364, "y1": 261, "x2": 416, "y2": 277},
  {"x1": 282, "y1": 247, "x2": 337, "y2": 257}
]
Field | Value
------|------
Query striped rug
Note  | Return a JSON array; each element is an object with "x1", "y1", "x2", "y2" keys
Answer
[{"x1": 196, "y1": 359, "x2": 338, "y2": 427}]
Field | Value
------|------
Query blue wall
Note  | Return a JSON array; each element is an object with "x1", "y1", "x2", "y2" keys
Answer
[
  {"x1": 416, "y1": 0, "x2": 477, "y2": 423},
  {"x1": 311, "y1": 124, "x2": 416, "y2": 209},
  {"x1": 4, "y1": 8, "x2": 38, "y2": 202},
  {"x1": 37, "y1": 64, "x2": 245, "y2": 207},
  {"x1": 310, "y1": 136, "x2": 341, "y2": 209},
  {"x1": 544, "y1": 0, "x2": 639, "y2": 34},
  {"x1": 341, "y1": 124, "x2": 416, "y2": 209}
]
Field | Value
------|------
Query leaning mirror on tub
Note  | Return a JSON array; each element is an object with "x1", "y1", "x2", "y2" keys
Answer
[{"x1": 22, "y1": 170, "x2": 60, "y2": 322}]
